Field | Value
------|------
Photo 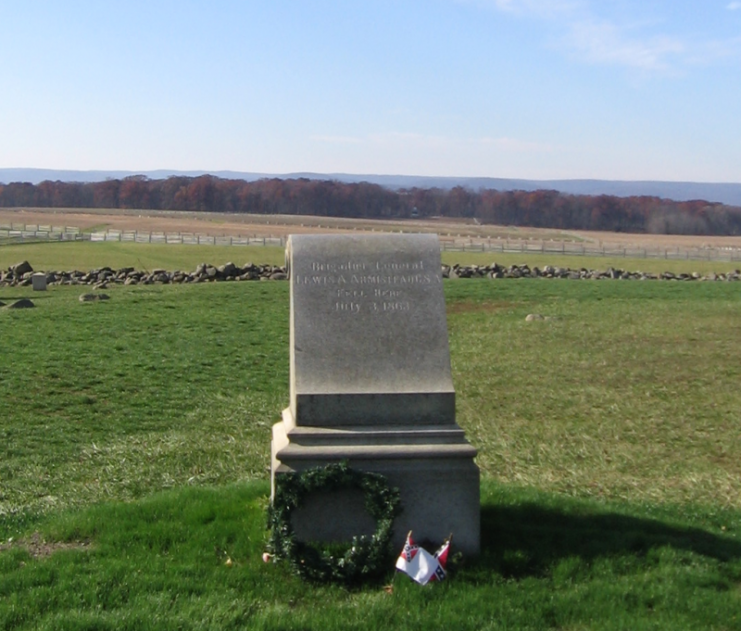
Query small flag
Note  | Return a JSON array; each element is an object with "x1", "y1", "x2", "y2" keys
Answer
[
  {"x1": 398, "y1": 531, "x2": 419, "y2": 563},
  {"x1": 395, "y1": 531, "x2": 448, "y2": 585},
  {"x1": 429, "y1": 537, "x2": 451, "y2": 582},
  {"x1": 434, "y1": 537, "x2": 451, "y2": 568}
]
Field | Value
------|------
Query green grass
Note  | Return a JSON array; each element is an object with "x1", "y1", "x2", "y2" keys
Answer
[
  {"x1": 1, "y1": 483, "x2": 740, "y2": 630},
  {"x1": 2, "y1": 261, "x2": 741, "y2": 629},
  {"x1": 0, "y1": 283, "x2": 285, "y2": 525},
  {"x1": 2, "y1": 240, "x2": 740, "y2": 275},
  {"x1": 0, "y1": 242, "x2": 287, "y2": 271},
  {"x1": 446, "y1": 279, "x2": 741, "y2": 508}
]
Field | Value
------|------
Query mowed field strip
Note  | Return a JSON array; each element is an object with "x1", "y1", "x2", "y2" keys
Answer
[{"x1": 2, "y1": 240, "x2": 740, "y2": 278}]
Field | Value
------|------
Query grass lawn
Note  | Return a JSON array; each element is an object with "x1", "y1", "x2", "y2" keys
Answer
[
  {"x1": 1, "y1": 243, "x2": 741, "y2": 629},
  {"x1": 0, "y1": 242, "x2": 288, "y2": 271},
  {"x1": 2, "y1": 240, "x2": 740, "y2": 275}
]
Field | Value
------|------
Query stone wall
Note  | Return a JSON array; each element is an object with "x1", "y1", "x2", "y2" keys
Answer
[
  {"x1": 1, "y1": 262, "x2": 287, "y2": 288},
  {"x1": 443, "y1": 263, "x2": 741, "y2": 282},
  {"x1": 2, "y1": 260, "x2": 740, "y2": 288}
]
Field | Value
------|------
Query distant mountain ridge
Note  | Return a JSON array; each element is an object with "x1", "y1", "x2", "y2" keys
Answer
[{"x1": 2, "y1": 168, "x2": 740, "y2": 207}]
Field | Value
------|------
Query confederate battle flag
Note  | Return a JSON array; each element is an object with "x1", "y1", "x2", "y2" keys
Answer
[{"x1": 395, "y1": 531, "x2": 451, "y2": 585}]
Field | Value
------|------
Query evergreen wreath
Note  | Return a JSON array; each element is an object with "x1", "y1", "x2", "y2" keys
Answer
[{"x1": 268, "y1": 462, "x2": 402, "y2": 585}]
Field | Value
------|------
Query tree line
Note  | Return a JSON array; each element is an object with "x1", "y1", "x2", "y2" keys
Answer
[{"x1": 1, "y1": 174, "x2": 740, "y2": 235}]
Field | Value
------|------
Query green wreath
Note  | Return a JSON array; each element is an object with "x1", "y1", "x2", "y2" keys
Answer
[{"x1": 267, "y1": 462, "x2": 402, "y2": 584}]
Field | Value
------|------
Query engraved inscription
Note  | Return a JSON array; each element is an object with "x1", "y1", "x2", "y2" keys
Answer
[
  {"x1": 336, "y1": 289, "x2": 367, "y2": 298},
  {"x1": 335, "y1": 302, "x2": 361, "y2": 313},
  {"x1": 350, "y1": 273, "x2": 433, "y2": 284},
  {"x1": 382, "y1": 301, "x2": 410, "y2": 311},
  {"x1": 374, "y1": 289, "x2": 401, "y2": 298},
  {"x1": 296, "y1": 258, "x2": 440, "y2": 315}
]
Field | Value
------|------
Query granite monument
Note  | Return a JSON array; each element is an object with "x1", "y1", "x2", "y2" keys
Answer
[{"x1": 271, "y1": 233, "x2": 480, "y2": 555}]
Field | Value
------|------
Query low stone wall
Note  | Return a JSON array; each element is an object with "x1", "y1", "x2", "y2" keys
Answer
[
  {"x1": 2, "y1": 260, "x2": 740, "y2": 288},
  {"x1": 1, "y1": 261, "x2": 288, "y2": 288},
  {"x1": 443, "y1": 263, "x2": 741, "y2": 281}
]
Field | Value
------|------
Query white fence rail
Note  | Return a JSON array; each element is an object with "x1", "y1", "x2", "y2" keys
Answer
[
  {"x1": 0, "y1": 223, "x2": 84, "y2": 242},
  {"x1": 84, "y1": 231, "x2": 286, "y2": 246},
  {"x1": 440, "y1": 239, "x2": 741, "y2": 262}
]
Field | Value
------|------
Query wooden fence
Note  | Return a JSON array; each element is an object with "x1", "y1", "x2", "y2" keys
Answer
[{"x1": 440, "y1": 239, "x2": 741, "y2": 262}]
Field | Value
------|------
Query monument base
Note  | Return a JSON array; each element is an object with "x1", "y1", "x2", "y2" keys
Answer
[{"x1": 271, "y1": 408, "x2": 480, "y2": 556}]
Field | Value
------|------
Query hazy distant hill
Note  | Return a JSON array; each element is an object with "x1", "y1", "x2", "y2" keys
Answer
[{"x1": 2, "y1": 168, "x2": 740, "y2": 207}]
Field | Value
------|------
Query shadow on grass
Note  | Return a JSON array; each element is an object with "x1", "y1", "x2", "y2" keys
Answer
[
  {"x1": 469, "y1": 502, "x2": 741, "y2": 580},
  {"x1": 0, "y1": 294, "x2": 56, "y2": 301}
]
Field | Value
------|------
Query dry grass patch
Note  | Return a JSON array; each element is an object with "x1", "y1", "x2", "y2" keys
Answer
[{"x1": 0, "y1": 532, "x2": 91, "y2": 559}]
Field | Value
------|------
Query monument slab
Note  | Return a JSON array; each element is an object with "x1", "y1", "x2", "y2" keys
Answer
[
  {"x1": 272, "y1": 234, "x2": 480, "y2": 555},
  {"x1": 32, "y1": 273, "x2": 47, "y2": 291},
  {"x1": 288, "y1": 234, "x2": 454, "y2": 426}
]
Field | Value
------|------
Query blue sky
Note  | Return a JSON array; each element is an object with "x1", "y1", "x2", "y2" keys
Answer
[{"x1": 1, "y1": 0, "x2": 740, "y2": 182}]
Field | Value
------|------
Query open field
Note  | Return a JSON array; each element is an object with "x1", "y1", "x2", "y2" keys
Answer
[
  {"x1": 5, "y1": 206, "x2": 741, "y2": 250},
  {"x1": 0, "y1": 207, "x2": 582, "y2": 242},
  {"x1": 0, "y1": 242, "x2": 288, "y2": 272},
  {"x1": 2, "y1": 258, "x2": 741, "y2": 628},
  {"x1": 2, "y1": 279, "x2": 740, "y2": 512},
  {"x1": 1, "y1": 240, "x2": 740, "y2": 276}
]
